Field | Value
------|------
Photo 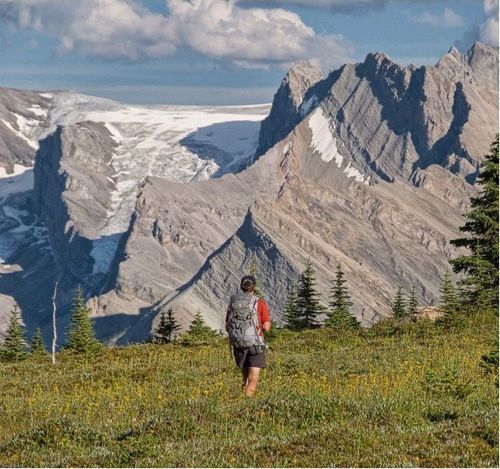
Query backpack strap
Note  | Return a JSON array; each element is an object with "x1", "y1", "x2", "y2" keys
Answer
[{"x1": 251, "y1": 295, "x2": 265, "y2": 347}]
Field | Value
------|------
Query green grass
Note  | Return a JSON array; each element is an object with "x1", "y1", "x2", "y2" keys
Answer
[{"x1": 0, "y1": 314, "x2": 498, "y2": 467}]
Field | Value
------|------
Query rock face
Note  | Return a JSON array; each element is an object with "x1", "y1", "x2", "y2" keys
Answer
[
  {"x1": 256, "y1": 61, "x2": 323, "y2": 157},
  {"x1": 0, "y1": 42, "x2": 498, "y2": 343},
  {"x1": 258, "y1": 42, "x2": 498, "y2": 184},
  {"x1": 0, "y1": 88, "x2": 52, "y2": 173},
  {"x1": 33, "y1": 122, "x2": 117, "y2": 283}
]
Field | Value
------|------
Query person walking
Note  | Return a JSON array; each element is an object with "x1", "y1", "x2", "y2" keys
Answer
[{"x1": 226, "y1": 275, "x2": 271, "y2": 397}]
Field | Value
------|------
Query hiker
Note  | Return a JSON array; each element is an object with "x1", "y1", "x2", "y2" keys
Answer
[{"x1": 225, "y1": 275, "x2": 271, "y2": 397}]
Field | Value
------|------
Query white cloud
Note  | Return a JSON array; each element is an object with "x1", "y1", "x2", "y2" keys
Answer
[
  {"x1": 0, "y1": 0, "x2": 177, "y2": 60},
  {"x1": 0, "y1": 0, "x2": 353, "y2": 69},
  {"x1": 480, "y1": 0, "x2": 499, "y2": 46},
  {"x1": 239, "y1": 0, "x2": 385, "y2": 13},
  {"x1": 413, "y1": 8, "x2": 464, "y2": 28},
  {"x1": 166, "y1": 0, "x2": 352, "y2": 69}
]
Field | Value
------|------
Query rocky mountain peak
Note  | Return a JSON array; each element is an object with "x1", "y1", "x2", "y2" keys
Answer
[
  {"x1": 447, "y1": 45, "x2": 461, "y2": 58},
  {"x1": 465, "y1": 41, "x2": 498, "y2": 89},
  {"x1": 363, "y1": 51, "x2": 396, "y2": 70},
  {"x1": 255, "y1": 60, "x2": 322, "y2": 157},
  {"x1": 283, "y1": 60, "x2": 323, "y2": 110}
]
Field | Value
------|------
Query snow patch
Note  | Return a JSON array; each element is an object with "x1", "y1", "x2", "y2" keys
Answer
[
  {"x1": 90, "y1": 234, "x2": 122, "y2": 274},
  {"x1": 344, "y1": 162, "x2": 369, "y2": 185},
  {"x1": 300, "y1": 95, "x2": 318, "y2": 117},
  {"x1": 282, "y1": 142, "x2": 292, "y2": 155},
  {"x1": 0, "y1": 164, "x2": 31, "y2": 179},
  {"x1": 39, "y1": 93, "x2": 54, "y2": 98},
  {"x1": 0, "y1": 166, "x2": 34, "y2": 197},
  {"x1": 27, "y1": 105, "x2": 48, "y2": 117},
  {"x1": 1, "y1": 110, "x2": 46, "y2": 150},
  {"x1": 103, "y1": 122, "x2": 123, "y2": 143},
  {"x1": 308, "y1": 108, "x2": 343, "y2": 166}
]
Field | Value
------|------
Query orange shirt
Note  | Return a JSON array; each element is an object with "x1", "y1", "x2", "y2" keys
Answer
[{"x1": 256, "y1": 298, "x2": 270, "y2": 336}]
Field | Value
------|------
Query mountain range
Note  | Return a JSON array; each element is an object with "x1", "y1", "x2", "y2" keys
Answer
[{"x1": 0, "y1": 42, "x2": 498, "y2": 343}]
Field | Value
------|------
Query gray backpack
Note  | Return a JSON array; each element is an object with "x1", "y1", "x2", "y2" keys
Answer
[{"x1": 227, "y1": 292, "x2": 265, "y2": 350}]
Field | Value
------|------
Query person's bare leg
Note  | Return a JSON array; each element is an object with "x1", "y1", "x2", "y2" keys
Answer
[
  {"x1": 245, "y1": 367, "x2": 261, "y2": 397},
  {"x1": 241, "y1": 366, "x2": 249, "y2": 390}
]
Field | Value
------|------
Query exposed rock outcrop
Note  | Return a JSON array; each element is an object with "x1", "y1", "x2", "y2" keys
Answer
[
  {"x1": 256, "y1": 61, "x2": 323, "y2": 157},
  {"x1": 0, "y1": 88, "x2": 52, "y2": 173},
  {"x1": 33, "y1": 122, "x2": 117, "y2": 282},
  {"x1": 257, "y1": 42, "x2": 498, "y2": 183}
]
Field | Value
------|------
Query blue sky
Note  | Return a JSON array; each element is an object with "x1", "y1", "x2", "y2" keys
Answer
[{"x1": 0, "y1": 0, "x2": 496, "y2": 105}]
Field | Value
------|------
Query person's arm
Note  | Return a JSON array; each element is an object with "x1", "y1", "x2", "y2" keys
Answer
[{"x1": 259, "y1": 300, "x2": 271, "y2": 332}]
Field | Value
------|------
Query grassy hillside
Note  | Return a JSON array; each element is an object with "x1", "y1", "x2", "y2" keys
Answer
[{"x1": 0, "y1": 314, "x2": 498, "y2": 467}]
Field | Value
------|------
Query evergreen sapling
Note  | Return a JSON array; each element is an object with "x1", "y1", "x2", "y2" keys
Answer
[
  {"x1": 180, "y1": 310, "x2": 217, "y2": 346},
  {"x1": 30, "y1": 327, "x2": 48, "y2": 356},
  {"x1": 392, "y1": 286, "x2": 407, "y2": 319},
  {"x1": 66, "y1": 288, "x2": 102, "y2": 354},
  {"x1": 407, "y1": 285, "x2": 418, "y2": 316},
  {"x1": 436, "y1": 272, "x2": 462, "y2": 329},
  {"x1": 154, "y1": 308, "x2": 180, "y2": 344},
  {"x1": 283, "y1": 285, "x2": 301, "y2": 330},
  {"x1": 296, "y1": 260, "x2": 325, "y2": 329},
  {"x1": 326, "y1": 265, "x2": 358, "y2": 330},
  {"x1": 0, "y1": 305, "x2": 27, "y2": 361}
]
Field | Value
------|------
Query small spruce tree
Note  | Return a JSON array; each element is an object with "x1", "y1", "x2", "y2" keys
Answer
[
  {"x1": 0, "y1": 305, "x2": 27, "y2": 361},
  {"x1": 248, "y1": 254, "x2": 263, "y2": 298},
  {"x1": 188, "y1": 311, "x2": 213, "y2": 336},
  {"x1": 30, "y1": 327, "x2": 48, "y2": 356},
  {"x1": 436, "y1": 272, "x2": 461, "y2": 329},
  {"x1": 180, "y1": 311, "x2": 217, "y2": 346},
  {"x1": 451, "y1": 135, "x2": 498, "y2": 311},
  {"x1": 296, "y1": 260, "x2": 325, "y2": 329},
  {"x1": 154, "y1": 308, "x2": 180, "y2": 344},
  {"x1": 407, "y1": 285, "x2": 418, "y2": 316},
  {"x1": 66, "y1": 288, "x2": 102, "y2": 354},
  {"x1": 283, "y1": 285, "x2": 301, "y2": 330},
  {"x1": 326, "y1": 265, "x2": 359, "y2": 330},
  {"x1": 392, "y1": 286, "x2": 407, "y2": 319}
]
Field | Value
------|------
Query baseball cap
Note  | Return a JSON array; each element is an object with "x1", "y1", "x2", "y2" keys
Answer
[{"x1": 240, "y1": 275, "x2": 256, "y2": 287}]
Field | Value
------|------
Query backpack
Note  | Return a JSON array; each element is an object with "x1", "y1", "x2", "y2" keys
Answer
[{"x1": 227, "y1": 292, "x2": 265, "y2": 350}]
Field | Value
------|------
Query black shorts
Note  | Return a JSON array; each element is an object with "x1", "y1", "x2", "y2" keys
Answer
[{"x1": 233, "y1": 345, "x2": 266, "y2": 369}]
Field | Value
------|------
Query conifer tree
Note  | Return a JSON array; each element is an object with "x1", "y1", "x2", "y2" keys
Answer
[
  {"x1": 392, "y1": 286, "x2": 407, "y2": 319},
  {"x1": 188, "y1": 311, "x2": 214, "y2": 336},
  {"x1": 326, "y1": 265, "x2": 359, "y2": 330},
  {"x1": 66, "y1": 288, "x2": 102, "y2": 354},
  {"x1": 180, "y1": 310, "x2": 217, "y2": 346},
  {"x1": 248, "y1": 254, "x2": 262, "y2": 298},
  {"x1": 154, "y1": 308, "x2": 180, "y2": 344},
  {"x1": 0, "y1": 305, "x2": 27, "y2": 361},
  {"x1": 407, "y1": 285, "x2": 418, "y2": 316},
  {"x1": 436, "y1": 272, "x2": 461, "y2": 329},
  {"x1": 451, "y1": 135, "x2": 499, "y2": 311},
  {"x1": 283, "y1": 285, "x2": 301, "y2": 330},
  {"x1": 296, "y1": 260, "x2": 324, "y2": 329},
  {"x1": 30, "y1": 327, "x2": 48, "y2": 356}
]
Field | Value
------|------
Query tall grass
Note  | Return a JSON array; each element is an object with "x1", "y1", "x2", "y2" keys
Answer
[{"x1": 0, "y1": 313, "x2": 498, "y2": 467}]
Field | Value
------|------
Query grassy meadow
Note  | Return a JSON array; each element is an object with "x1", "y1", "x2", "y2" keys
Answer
[{"x1": 0, "y1": 313, "x2": 498, "y2": 467}]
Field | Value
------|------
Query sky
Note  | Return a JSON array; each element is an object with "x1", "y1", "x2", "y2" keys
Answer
[{"x1": 0, "y1": 0, "x2": 497, "y2": 105}]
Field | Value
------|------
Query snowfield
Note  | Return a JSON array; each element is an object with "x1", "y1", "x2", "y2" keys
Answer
[
  {"x1": 0, "y1": 91, "x2": 270, "y2": 272},
  {"x1": 308, "y1": 107, "x2": 369, "y2": 185}
]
